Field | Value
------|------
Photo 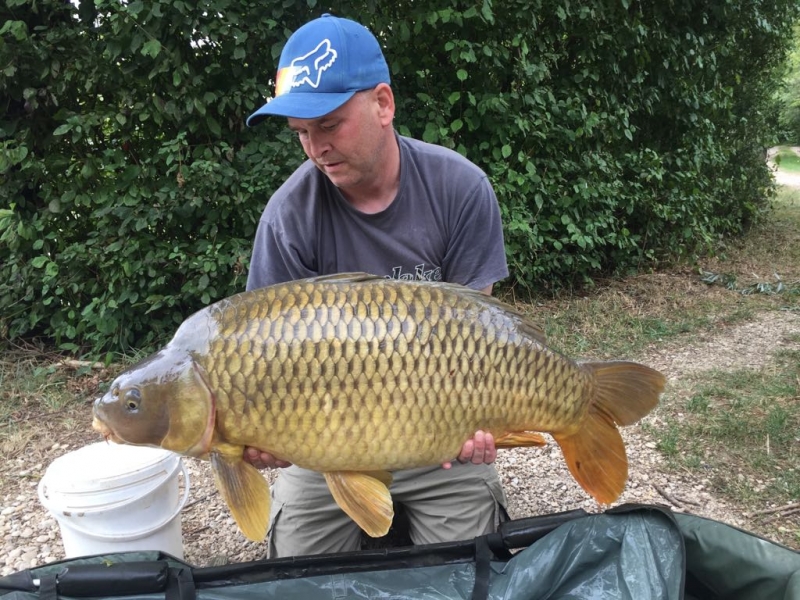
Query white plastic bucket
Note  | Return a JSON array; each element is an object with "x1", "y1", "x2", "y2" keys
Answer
[{"x1": 38, "y1": 442, "x2": 189, "y2": 559}]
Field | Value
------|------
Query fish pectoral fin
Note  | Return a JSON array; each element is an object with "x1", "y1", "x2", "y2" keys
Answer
[
  {"x1": 553, "y1": 404, "x2": 627, "y2": 505},
  {"x1": 210, "y1": 450, "x2": 271, "y2": 542},
  {"x1": 324, "y1": 471, "x2": 394, "y2": 538},
  {"x1": 494, "y1": 431, "x2": 548, "y2": 448}
]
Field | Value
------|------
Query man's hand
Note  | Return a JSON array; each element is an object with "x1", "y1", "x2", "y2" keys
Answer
[
  {"x1": 442, "y1": 430, "x2": 497, "y2": 469},
  {"x1": 243, "y1": 446, "x2": 292, "y2": 470}
]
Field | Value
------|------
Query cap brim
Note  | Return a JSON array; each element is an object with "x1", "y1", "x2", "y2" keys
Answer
[{"x1": 246, "y1": 91, "x2": 358, "y2": 125}]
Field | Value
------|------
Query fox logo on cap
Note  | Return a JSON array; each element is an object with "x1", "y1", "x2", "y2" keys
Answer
[{"x1": 275, "y1": 39, "x2": 338, "y2": 97}]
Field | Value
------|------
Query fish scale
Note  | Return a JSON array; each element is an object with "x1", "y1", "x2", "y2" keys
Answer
[{"x1": 92, "y1": 272, "x2": 665, "y2": 541}]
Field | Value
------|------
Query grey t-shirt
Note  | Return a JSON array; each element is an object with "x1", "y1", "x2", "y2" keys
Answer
[{"x1": 246, "y1": 135, "x2": 508, "y2": 291}]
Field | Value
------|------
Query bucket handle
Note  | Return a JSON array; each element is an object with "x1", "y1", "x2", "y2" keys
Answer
[{"x1": 57, "y1": 460, "x2": 191, "y2": 543}]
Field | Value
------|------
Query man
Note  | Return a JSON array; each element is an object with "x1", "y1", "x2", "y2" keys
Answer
[{"x1": 244, "y1": 14, "x2": 510, "y2": 557}]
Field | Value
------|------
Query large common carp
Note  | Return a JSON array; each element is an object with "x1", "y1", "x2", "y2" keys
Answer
[{"x1": 92, "y1": 273, "x2": 665, "y2": 542}]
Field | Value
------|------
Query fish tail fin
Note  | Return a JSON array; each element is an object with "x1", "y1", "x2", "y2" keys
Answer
[
  {"x1": 553, "y1": 361, "x2": 666, "y2": 504},
  {"x1": 584, "y1": 361, "x2": 666, "y2": 425},
  {"x1": 210, "y1": 449, "x2": 271, "y2": 541}
]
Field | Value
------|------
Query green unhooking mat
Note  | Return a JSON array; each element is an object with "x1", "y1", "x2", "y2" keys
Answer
[{"x1": 1, "y1": 505, "x2": 798, "y2": 600}]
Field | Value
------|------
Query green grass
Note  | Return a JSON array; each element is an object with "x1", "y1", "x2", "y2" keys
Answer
[
  {"x1": 653, "y1": 348, "x2": 800, "y2": 507},
  {"x1": 537, "y1": 303, "x2": 719, "y2": 359},
  {"x1": 0, "y1": 350, "x2": 96, "y2": 432}
]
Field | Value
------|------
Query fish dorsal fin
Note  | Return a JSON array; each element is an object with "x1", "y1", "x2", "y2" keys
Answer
[
  {"x1": 210, "y1": 448, "x2": 272, "y2": 541},
  {"x1": 426, "y1": 282, "x2": 548, "y2": 346},
  {"x1": 324, "y1": 471, "x2": 394, "y2": 538},
  {"x1": 305, "y1": 272, "x2": 385, "y2": 284},
  {"x1": 301, "y1": 273, "x2": 547, "y2": 345}
]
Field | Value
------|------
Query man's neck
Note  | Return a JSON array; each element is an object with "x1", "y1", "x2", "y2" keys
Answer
[{"x1": 340, "y1": 134, "x2": 401, "y2": 214}]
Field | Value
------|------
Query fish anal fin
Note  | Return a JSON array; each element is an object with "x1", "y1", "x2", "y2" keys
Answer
[
  {"x1": 553, "y1": 405, "x2": 627, "y2": 505},
  {"x1": 494, "y1": 431, "x2": 548, "y2": 448},
  {"x1": 210, "y1": 449, "x2": 271, "y2": 542},
  {"x1": 362, "y1": 470, "x2": 394, "y2": 487},
  {"x1": 324, "y1": 471, "x2": 394, "y2": 538}
]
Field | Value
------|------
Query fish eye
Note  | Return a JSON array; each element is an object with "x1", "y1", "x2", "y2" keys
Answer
[{"x1": 124, "y1": 389, "x2": 141, "y2": 412}]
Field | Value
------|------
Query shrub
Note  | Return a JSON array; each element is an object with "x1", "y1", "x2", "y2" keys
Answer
[{"x1": 1, "y1": 0, "x2": 797, "y2": 354}]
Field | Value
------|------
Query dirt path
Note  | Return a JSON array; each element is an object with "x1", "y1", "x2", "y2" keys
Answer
[{"x1": 768, "y1": 146, "x2": 800, "y2": 188}]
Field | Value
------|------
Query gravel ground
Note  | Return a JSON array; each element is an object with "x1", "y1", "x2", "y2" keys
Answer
[{"x1": 2, "y1": 309, "x2": 798, "y2": 574}]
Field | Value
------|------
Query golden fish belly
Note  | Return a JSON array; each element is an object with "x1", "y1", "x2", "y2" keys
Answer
[{"x1": 193, "y1": 277, "x2": 592, "y2": 471}]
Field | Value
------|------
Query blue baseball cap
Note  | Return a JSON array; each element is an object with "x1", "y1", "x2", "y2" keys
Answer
[{"x1": 246, "y1": 15, "x2": 390, "y2": 125}]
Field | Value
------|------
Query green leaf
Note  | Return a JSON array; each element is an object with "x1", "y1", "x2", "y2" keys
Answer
[
  {"x1": 456, "y1": 69, "x2": 468, "y2": 82},
  {"x1": 0, "y1": 20, "x2": 28, "y2": 41},
  {"x1": 207, "y1": 116, "x2": 222, "y2": 136},
  {"x1": 422, "y1": 123, "x2": 439, "y2": 144},
  {"x1": 481, "y1": 0, "x2": 495, "y2": 23},
  {"x1": 141, "y1": 40, "x2": 162, "y2": 58}
]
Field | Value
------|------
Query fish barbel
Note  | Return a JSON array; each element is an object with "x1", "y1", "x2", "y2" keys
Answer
[{"x1": 92, "y1": 273, "x2": 665, "y2": 541}]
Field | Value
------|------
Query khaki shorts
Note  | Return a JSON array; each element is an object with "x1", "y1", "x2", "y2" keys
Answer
[{"x1": 267, "y1": 462, "x2": 508, "y2": 557}]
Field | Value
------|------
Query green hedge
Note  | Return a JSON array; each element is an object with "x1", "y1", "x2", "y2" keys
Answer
[{"x1": 1, "y1": 0, "x2": 798, "y2": 355}]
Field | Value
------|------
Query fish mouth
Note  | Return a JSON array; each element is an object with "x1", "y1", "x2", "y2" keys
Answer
[{"x1": 92, "y1": 415, "x2": 123, "y2": 444}]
